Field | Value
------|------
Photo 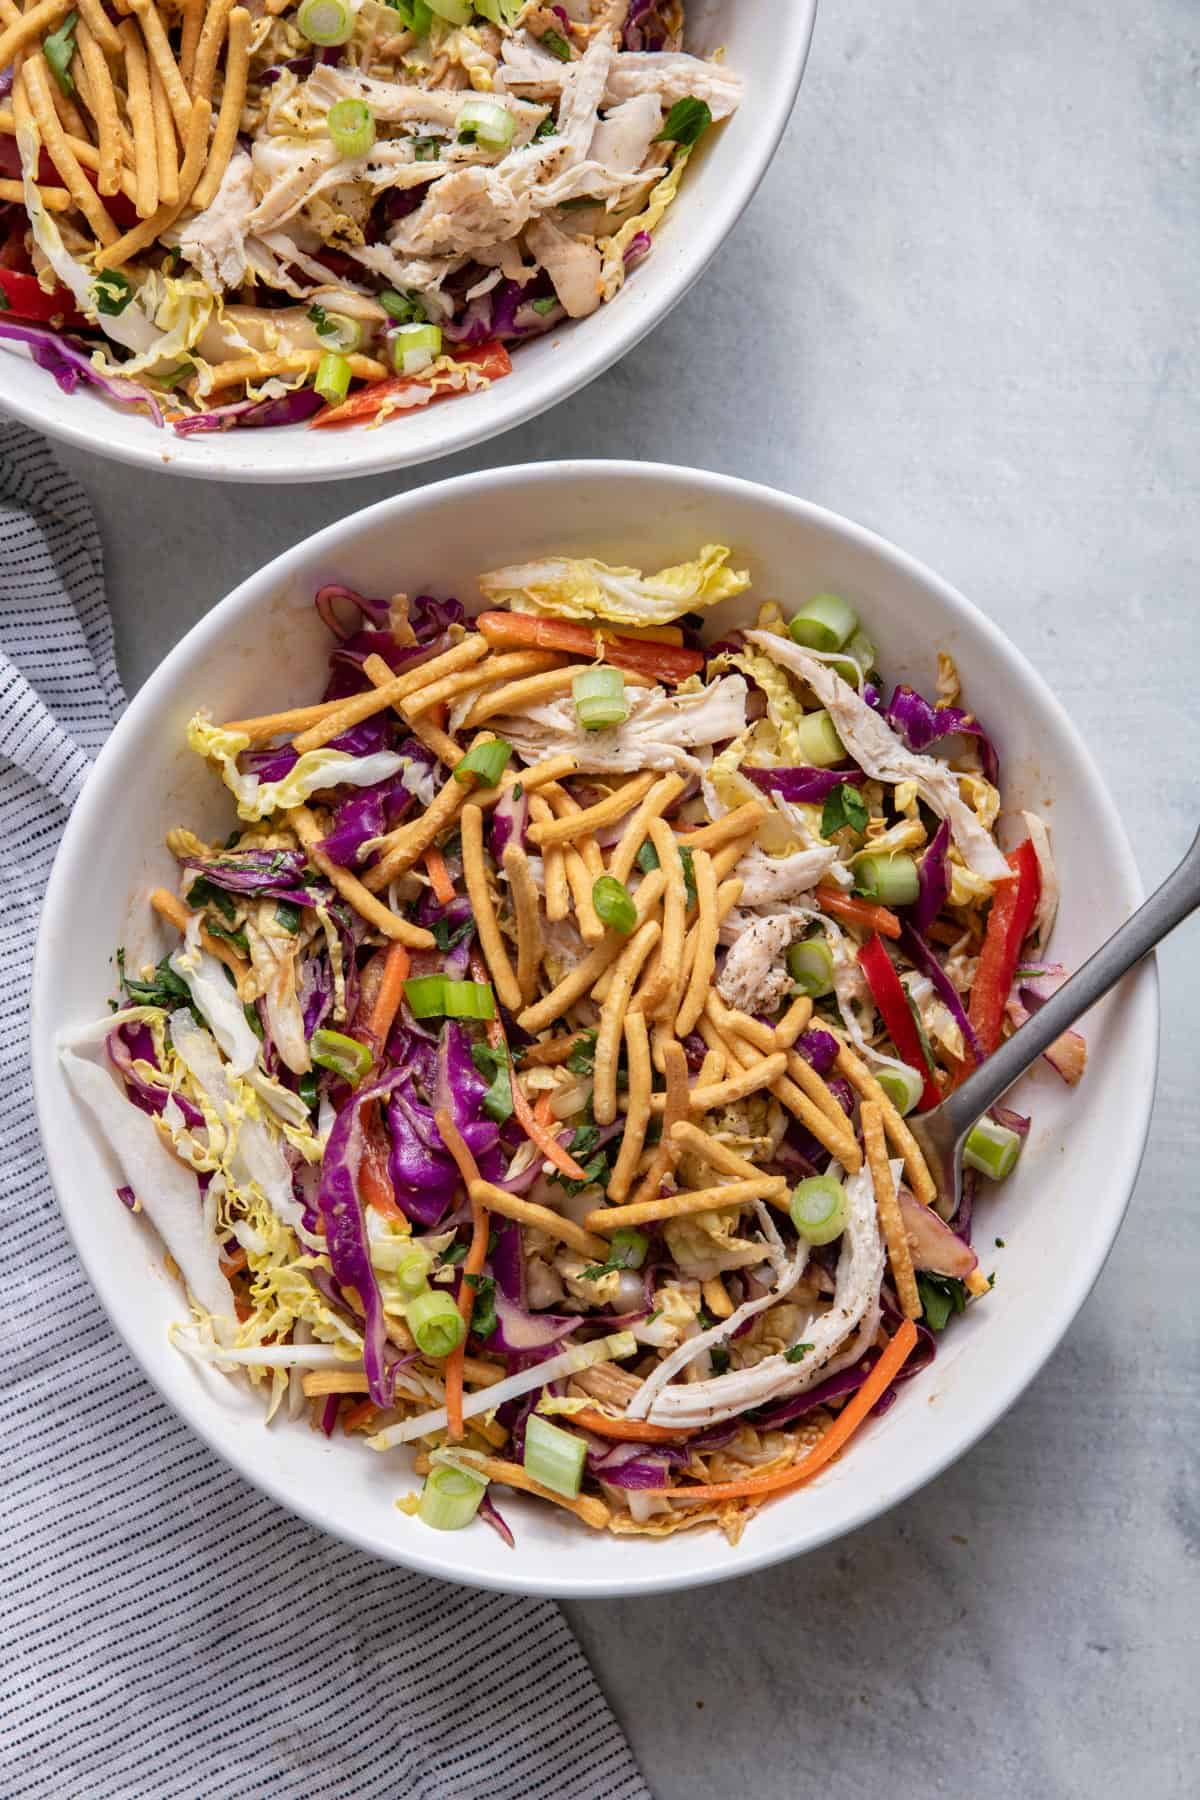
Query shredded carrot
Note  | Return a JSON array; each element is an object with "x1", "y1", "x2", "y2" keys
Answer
[
  {"x1": 647, "y1": 1319, "x2": 919, "y2": 1502},
  {"x1": 352, "y1": 944, "x2": 413, "y2": 1221},
  {"x1": 429, "y1": 702, "x2": 448, "y2": 729},
  {"x1": 816, "y1": 888, "x2": 902, "y2": 940},
  {"x1": 423, "y1": 844, "x2": 456, "y2": 906},
  {"x1": 360, "y1": 1120, "x2": 405, "y2": 1224},
  {"x1": 469, "y1": 948, "x2": 591, "y2": 1181},
  {"x1": 369, "y1": 941, "x2": 411, "y2": 1041},
  {"x1": 342, "y1": 1399, "x2": 379, "y2": 1435},
  {"x1": 219, "y1": 1246, "x2": 247, "y2": 1275},
  {"x1": 433, "y1": 1105, "x2": 491, "y2": 1443},
  {"x1": 533, "y1": 1088, "x2": 555, "y2": 1128},
  {"x1": 572, "y1": 1408, "x2": 691, "y2": 1445}
]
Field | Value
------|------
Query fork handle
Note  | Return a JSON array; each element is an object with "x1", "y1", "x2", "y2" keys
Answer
[{"x1": 941, "y1": 824, "x2": 1200, "y2": 1136}]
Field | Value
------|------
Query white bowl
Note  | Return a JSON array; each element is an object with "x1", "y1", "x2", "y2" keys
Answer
[
  {"x1": 31, "y1": 462, "x2": 1158, "y2": 1597},
  {"x1": 0, "y1": 4, "x2": 815, "y2": 483}
]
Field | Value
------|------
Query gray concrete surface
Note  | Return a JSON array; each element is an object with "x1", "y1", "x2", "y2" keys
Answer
[{"x1": 56, "y1": 1, "x2": 1198, "y2": 1794}]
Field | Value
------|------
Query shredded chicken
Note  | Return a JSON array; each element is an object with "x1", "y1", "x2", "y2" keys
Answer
[
  {"x1": 746, "y1": 632, "x2": 1012, "y2": 881},
  {"x1": 637, "y1": 1163, "x2": 885, "y2": 1427},
  {"x1": 494, "y1": 674, "x2": 749, "y2": 774}
]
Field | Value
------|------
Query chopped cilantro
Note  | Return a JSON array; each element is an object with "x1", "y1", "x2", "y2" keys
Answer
[
  {"x1": 654, "y1": 96, "x2": 713, "y2": 148},
  {"x1": 636, "y1": 840, "x2": 661, "y2": 875},
  {"x1": 92, "y1": 270, "x2": 133, "y2": 317},
  {"x1": 116, "y1": 948, "x2": 192, "y2": 1011},
  {"x1": 185, "y1": 876, "x2": 237, "y2": 923},
  {"x1": 532, "y1": 116, "x2": 557, "y2": 142},
  {"x1": 274, "y1": 900, "x2": 303, "y2": 934},
  {"x1": 205, "y1": 919, "x2": 250, "y2": 960},
  {"x1": 298, "y1": 1070, "x2": 319, "y2": 1112},
  {"x1": 465, "y1": 1272, "x2": 497, "y2": 1339},
  {"x1": 566, "y1": 1029, "x2": 598, "y2": 1076},
  {"x1": 784, "y1": 1342, "x2": 816, "y2": 1363},
  {"x1": 995, "y1": 1236, "x2": 1006, "y2": 1248},
  {"x1": 442, "y1": 1241, "x2": 469, "y2": 1266},
  {"x1": 550, "y1": 1149, "x2": 609, "y2": 1198},
  {"x1": 709, "y1": 1346, "x2": 731, "y2": 1375},
  {"x1": 678, "y1": 845, "x2": 697, "y2": 907},
  {"x1": 243, "y1": 1002, "x2": 264, "y2": 1040},
  {"x1": 410, "y1": 135, "x2": 442, "y2": 161},
  {"x1": 432, "y1": 913, "x2": 474, "y2": 954},
  {"x1": 470, "y1": 1041, "x2": 514, "y2": 1124},
  {"x1": 539, "y1": 27, "x2": 571, "y2": 60},
  {"x1": 43, "y1": 10, "x2": 78, "y2": 97},
  {"x1": 821, "y1": 782, "x2": 869, "y2": 838},
  {"x1": 917, "y1": 1273, "x2": 967, "y2": 1332}
]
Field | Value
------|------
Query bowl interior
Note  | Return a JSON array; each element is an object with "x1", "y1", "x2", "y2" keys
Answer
[
  {"x1": 32, "y1": 464, "x2": 1156, "y2": 1596},
  {"x1": 0, "y1": 3, "x2": 816, "y2": 482}
]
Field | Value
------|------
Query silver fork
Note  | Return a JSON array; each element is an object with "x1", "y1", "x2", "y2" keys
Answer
[{"x1": 909, "y1": 825, "x2": 1200, "y2": 1218}]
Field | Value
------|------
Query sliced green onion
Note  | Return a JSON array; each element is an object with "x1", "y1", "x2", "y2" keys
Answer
[
  {"x1": 407, "y1": 1287, "x2": 467, "y2": 1359},
  {"x1": 457, "y1": 96, "x2": 516, "y2": 152},
  {"x1": 592, "y1": 875, "x2": 636, "y2": 935},
  {"x1": 831, "y1": 629, "x2": 877, "y2": 685},
  {"x1": 792, "y1": 709, "x2": 846, "y2": 768},
  {"x1": 443, "y1": 979, "x2": 495, "y2": 1020},
  {"x1": 854, "y1": 852, "x2": 920, "y2": 907},
  {"x1": 314, "y1": 351, "x2": 352, "y2": 406},
  {"x1": 43, "y1": 10, "x2": 78, "y2": 97},
  {"x1": 453, "y1": 737, "x2": 511, "y2": 786},
  {"x1": 309, "y1": 1027, "x2": 373, "y2": 1085},
  {"x1": 790, "y1": 1175, "x2": 849, "y2": 1245},
  {"x1": 418, "y1": 1461, "x2": 487, "y2": 1530},
  {"x1": 572, "y1": 666, "x2": 628, "y2": 732},
  {"x1": 524, "y1": 1412, "x2": 586, "y2": 1498},
  {"x1": 390, "y1": 319, "x2": 442, "y2": 375},
  {"x1": 609, "y1": 1228, "x2": 649, "y2": 1270},
  {"x1": 964, "y1": 1117, "x2": 1022, "y2": 1182},
  {"x1": 327, "y1": 97, "x2": 376, "y2": 157},
  {"x1": 786, "y1": 937, "x2": 835, "y2": 998},
  {"x1": 875, "y1": 1064, "x2": 925, "y2": 1117},
  {"x1": 426, "y1": 0, "x2": 472, "y2": 20},
  {"x1": 396, "y1": 1250, "x2": 432, "y2": 1297},
  {"x1": 404, "y1": 975, "x2": 448, "y2": 1019},
  {"x1": 307, "y1": 303, "x2": 364, "y2": 352},
  {"x1": 404, "y1": 974, "x2": 495, "y2": 1019},
  {"x1": 297, "y1": 0, "x2": 353, "y2": 46},
  {"x1": 379, "y1": 287, "x2": 426, "y2": 325},
  {"x1": 788, "y1": 593, "x2": 859, "y2": 654}
]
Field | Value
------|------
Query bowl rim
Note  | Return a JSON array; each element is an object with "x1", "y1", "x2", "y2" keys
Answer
[
  {"x1": 0, "y1": 4, "x2": 818, "y2": 484},
  {"x1": 31, "y1": 460, "x2": 1159, "y2": 1597}
]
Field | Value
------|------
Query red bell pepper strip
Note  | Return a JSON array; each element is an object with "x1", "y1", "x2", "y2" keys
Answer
[
  {"x1": 0, "y1": 267, "x2": 84, "y2": 326},
  {"x1": 309, "y1": 340, "x2": 512, "y2": 428},
  {"x1": 968, "y1": 838, "x2": 1042, "y2": 1055},
  {"x1": 473, "y1": 610, "x2": 705, "y2": 686},
  {"x1": 858, "y1": 932, "x2": 941, "y2": 1111}
]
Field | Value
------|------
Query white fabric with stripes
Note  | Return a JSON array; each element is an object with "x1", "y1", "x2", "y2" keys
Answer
[{"x1": 0, "y1": 421, "x2": 650, "y2": 1800}]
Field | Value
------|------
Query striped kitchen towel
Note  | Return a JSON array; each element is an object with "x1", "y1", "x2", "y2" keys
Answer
[{"x1": 0, "y1": 420, "x2": 649, "y2": 1800}]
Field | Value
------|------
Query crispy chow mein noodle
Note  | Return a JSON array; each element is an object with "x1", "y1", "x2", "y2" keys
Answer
[{"x1": 67, "y1": 541, "x2": 1081, "y2": 1544}]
